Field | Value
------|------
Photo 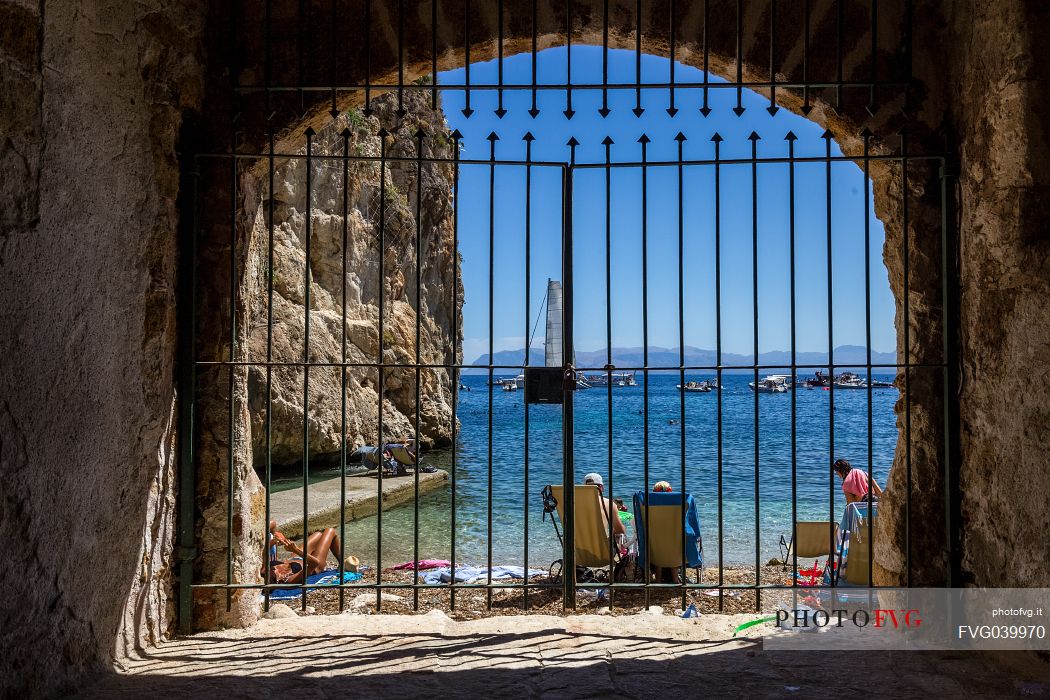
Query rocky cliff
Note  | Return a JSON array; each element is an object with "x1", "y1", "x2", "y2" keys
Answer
[{"x1": 242, "y1": 90, "x2": 461, "y2": 467}]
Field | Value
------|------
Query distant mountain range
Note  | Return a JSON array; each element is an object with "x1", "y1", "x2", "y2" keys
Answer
[{"x1": 463, "y1": 344, "x2": 896, "y2": 375}]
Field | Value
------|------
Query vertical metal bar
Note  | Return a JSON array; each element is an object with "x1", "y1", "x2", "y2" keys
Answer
[
  {"x1": 824, "y1": 129, "x2": 835, "y2": 582},
  {"x1": 487, "y1": 132, "x2": 498, "y2": 609},
  {"x1": 667, "y1": 0, "x2": 677, "y2": 116},
  {"x1": 564, "y1": 0, "x2": 574, "y2": 118},
  {"x1": 523, "y1": 132, "x2": 534, "y2": 610},
  {"x1": 364, "y1": 0, "x2": 372, "y2": 115},
  {"x1": 301, "y1": 126, "x2": 315, "y2": 609},
  {"x1": 376, "y1": 127, "x2": 388, "y2": 609},
  {"x1": 634, "y1": 0, "x2": 644, "y2": 116},
  {"x1": 750, "y1": 131, "x2": 761, "y2": 610},
  {"x1": 462, "y1": 0, "x2": 473, "y2": 117},
  {"x1": 601, "y1": 0, "x2": 610, "y2": 117},
  {"x1": 701, "y1": 0, "x2": 711, "y2": 116},
  {"x1": 339, "y1": 127, "x2": 351, "y2": 610},
  {"x1": 297, "y1": 0, "x2": 305, "y2": 115},
  {"x1": 226, "y1": 132, "x2": 238, "y2": 613},
  {"x1": 397, "y1": 0, "x2": 405, "y2": 117},
  {"x1": 561, "y1": 165, "x2": 577, "y2": 609},
  {"x1": 603, "y1": 135, "x2": 615, "y2": 608},
  {"x1": 802, "y1": 0, "x2": 811, "y2": 115},
  {"x1": 712, "y1": 132, "x2": 724, "y2": 609},
  {"x1": 835, "y1": 0, "x2": 843, "y2": 111},
  {"x1": 863, "y1": 129, "x2": 874, "y2": 587},
  {"x1": 530, "y1": 0, "x2": 539, "y2": 118},
  {"x1": 264, "y1": 128, "x2": 277, "y2": 612},
  {"x1": 330, "y1": 0, "x2": 338, "y2": 118},
  {"x1": 264, "y1": 0, "x2": 272, "y2": 116},
  {"x1": 767, "y1": 0, "x2": 777, "y2": 116},
  {"x1": 496, "y1": 0, "x2": 506, "y2": 118},
  {"x1": 413, "y1": 129, "x2": 425, "y2": 610},
  {"x1": 786, "y1": 131, "x2": 798, "y2": 587},
  {"x1": 639, "y1": 134, "x2": 650, "y2": 608},
  {"x1": 734, "y1": 0, "x2": 743, "y2": 115},
  {"x1": 431, "y1": 0, "x2": 439, "y2": 110},
  {"x1": 177, "y1": 154, "x2": 200, "y2": 635},
  {"x1": 868, "y1": 0, "x2": 878, "y2": 115},
  {"x1": 901, "y1": 132, "x2": 912, "y2": 588},
  {"x1": 940, "y1": 150, "x2": 961, "y2": 588},
  {"x1": 676, "y1": 132, "x2": 687, "y2": 607},
  {"x1": 449, "y1": 129, "x2": 463, "y2": 610},
  {"x1": 903, "y1": 0, "x2": 914, "y2": 114}
]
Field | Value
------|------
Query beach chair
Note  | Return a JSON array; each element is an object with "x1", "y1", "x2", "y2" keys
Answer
[
  {"x1": 779, "y1": 521, "x2": 840, "y2": 583},
  {"x1": 542, "y1": 484, "x2": 621, "y2": 576},
  {"x1": 839, "y1": 507, "x2": 878, "y2": 586},
  {"x1": 632, "y1": 491, "x2": 703, "y2": 582}
]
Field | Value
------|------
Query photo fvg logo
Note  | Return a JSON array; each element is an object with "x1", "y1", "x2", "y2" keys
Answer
[{"x1": 775, "y1": 608, "x2": 923, "y2": 629}]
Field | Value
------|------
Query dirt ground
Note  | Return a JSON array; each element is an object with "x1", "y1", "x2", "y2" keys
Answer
[{"x1": 270, "y1": 563, "x2": 797, "y2": 619}]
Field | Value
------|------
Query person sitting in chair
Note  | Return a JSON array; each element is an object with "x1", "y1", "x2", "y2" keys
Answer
[{"x1": 583, "y1": 473, "x2": 627, "y2": 539}]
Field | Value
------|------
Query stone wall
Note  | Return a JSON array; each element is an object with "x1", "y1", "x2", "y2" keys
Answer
[{"x1": 0, "y1": 0, "x2": 206, "y2": 695}]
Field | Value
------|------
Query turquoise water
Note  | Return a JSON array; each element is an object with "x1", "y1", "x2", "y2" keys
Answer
[{"x1": 291, "y1": 372, "x2": 899, "y2": 569}]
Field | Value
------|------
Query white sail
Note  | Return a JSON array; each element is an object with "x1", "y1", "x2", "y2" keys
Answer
[{"x1": 545, "y1": 279, "x2": 563, "y2": 367}]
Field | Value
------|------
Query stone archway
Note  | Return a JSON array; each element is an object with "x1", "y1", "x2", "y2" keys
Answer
[{"x1": 188, "y1": 0, "x2": 952, "y2": 629}]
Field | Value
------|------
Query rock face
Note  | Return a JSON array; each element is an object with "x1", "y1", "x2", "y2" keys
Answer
[{"x1": 241, "y1": 90, "x2": 462, "y2": 467}]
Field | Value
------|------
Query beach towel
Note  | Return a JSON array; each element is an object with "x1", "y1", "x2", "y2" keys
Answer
[
  {"x1": 265, "y1": 569, "x2": 363, "y2": 601},
  {"x1": 419, "y1": 565, "x2": 546, "y2": 585},
  {"x1": 391, "y1": 559, "x2": 451, "y2": 571}
]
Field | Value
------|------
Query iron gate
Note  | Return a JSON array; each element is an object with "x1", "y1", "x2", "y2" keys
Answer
[{"x1": 177, "y1": 0, "x2": 960, "y2": 632}]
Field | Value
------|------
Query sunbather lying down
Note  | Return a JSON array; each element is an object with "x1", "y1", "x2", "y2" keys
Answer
[{"x1": 266, "y1": 521, "x2": 355, "y2": 585}]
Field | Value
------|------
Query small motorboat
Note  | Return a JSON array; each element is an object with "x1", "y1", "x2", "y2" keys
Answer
[
  {"x1": 749, "y1": 375, "x2": 790, "y2": 393},
  {"x1": 677, "y1": 380, "x2": 712, "y2": 393}
]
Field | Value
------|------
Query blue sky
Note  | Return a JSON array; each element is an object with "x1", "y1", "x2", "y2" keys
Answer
[{"x1": 437, "y1": 47, "x2": 895, "y2": 365}]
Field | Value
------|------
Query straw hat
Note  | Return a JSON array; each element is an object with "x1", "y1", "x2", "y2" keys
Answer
[{"x1": 344, "y1": 555, "x2": 360, "y2": 573}]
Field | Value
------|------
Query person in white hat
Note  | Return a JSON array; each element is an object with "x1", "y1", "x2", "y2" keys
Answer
[{"x1": 583, "y1": 472, "x2": 626, "y2": 537}]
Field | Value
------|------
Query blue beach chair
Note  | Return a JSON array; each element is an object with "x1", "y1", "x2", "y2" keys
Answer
[{"x1": 632, "y1": 491, "x2": 704, "y2": 580}]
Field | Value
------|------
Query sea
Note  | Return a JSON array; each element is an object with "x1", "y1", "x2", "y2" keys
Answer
[{"x1": 273, "y1": 372, "x2": 899, "y2": 570}]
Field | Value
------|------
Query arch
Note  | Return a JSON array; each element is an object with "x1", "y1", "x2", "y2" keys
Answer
[{"x1": 189, "y1": 0, "x2": 950, "y2": 628}]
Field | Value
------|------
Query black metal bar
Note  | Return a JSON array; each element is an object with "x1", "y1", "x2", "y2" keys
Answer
[
  {"x1": 329, "y1": 0, "x2": 338, "y2": 119},
  {"x1": 676, "y1": 131, "x2": 687, "y2": 608},
  {"x1": 376, "y1": 127, "x2": 388, "y2": 609},
  {"x1": 750, "y1": 130, "x2": 760, "y2": 610},
  {"x1": 603, "y1": 134, "x2": 614, "y2": 609},
  {"x1": 824, "y1": 128, "x2": 835, "y2": 583},
  {"x1": 431, "y1": 0, "x2": 439, "y2": 109},
  {"x1": 639, "y1": 133, "x2": 651, "y2": 608},
  {"x1": 734, "y1": 0, "x2": 743, "y2": 116},
  {"x1": 523, "y1": 131, "x2": 534, "y2": 610},
  {"x1": 449, "y1": 128, "x2": 462, "y2": 611},
  {"x1": 300, "y1": 126, "x2": 315, "y2": 610},
  {"x1": 496, "y1": 0, "x2": 506, "y2": 118},
  {"x1": 802, "y1": 0, "x2": 811, "y2": 115},
  {"x1": 176, "y1": 153, "x2": 200, "y2": 635},
  {"x1": 297, "y1": 0, "x2": 305, "y2": 115},
  {"x1": 864, "y1": 128, "x2": 874, "y2": 587},
  {"x1": 226, "y1": 126, "x2": 238, "y2": 613},
  {"x1": 786, "y1": 131, "x2": 798, "y2": 588},
  {"x1": 561, "y1": 164, "x2": 576, "y2": 609},
  {"x1": 601, "y1": 0, "x2": 610, "y2": 117},
  {"x1": 397, "y1": 0, "x2": 405, "y2": 117},
  {"x1": 902, "y1": 131, "x2": 912, "y2": 588},
  {"x1": 339, "y1": 127, "x2": 351, "y2": 611},
  {"x1": 530, "y1": 0, "x2": 539, "y2": 117},
  {"x1": 413, "y1": 128, "x2": 425, "y2": 610},
  {"x1": 667, "y1": 0, "x2": 677, "y2": 117},
  {"x1": 486, "y1": 131, "x2": 498, "y2": 609},
  {"x1": 869, "y1": 0, "x2": 878, "y2": 115},
  {"x1": 634, "y1": 0, "x2": 644, "y2": 116},
  {"x1": 767, "y1": 0, "x2": 778, "y2": 116},
  {"x1": 264, "y1": 128, "x2": 277, "y2": 612},
  {"x1": 236, "y1": 79, "x2": 913, "y2": 94},
  {"x1": 364, "y1": 0, "x2": 372, "y2": 115},
  {"x1": 940, "y1": 148, "x2": 961, "y2": 587},
  {"x1": 462, "y1": 0, "x2": 473, "y2": 117},
  {"x1": 564, "y1": 0, "x2": 574, "y2": 119},
  {"x1": 199, "y1": 359, "x2": 944, "y2": 372},
  {"x1": 836, "y1": 0, "x2": 843, "y2": 111},
  {"x1": 712, "y1": 132, "x2": 724, "y2": 610}
]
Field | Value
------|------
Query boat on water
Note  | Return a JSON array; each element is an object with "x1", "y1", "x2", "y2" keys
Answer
[
  {"x1": 834, "y1": 371, "x2": 868, "y2": 389},
  {"x1": 870, "y1": 378, "x2": 895, "y2": 388},
  {"x1": 677, "y1": 380, "x2": 714, "y2": 393},
  {"x1": 582, "y1": 371, "x2": 637, "y2": 387},
  {"x1": 501, "y1": 380, "x2": 518, "y2": 392},
  {"x1": 749, "y1": 375, "x2": 791, "y2": 393}
]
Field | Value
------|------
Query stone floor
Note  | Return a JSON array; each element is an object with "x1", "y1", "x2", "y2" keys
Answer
[{"x1": 79, "y1": 612, "x2": 1050, "y2": 698}]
